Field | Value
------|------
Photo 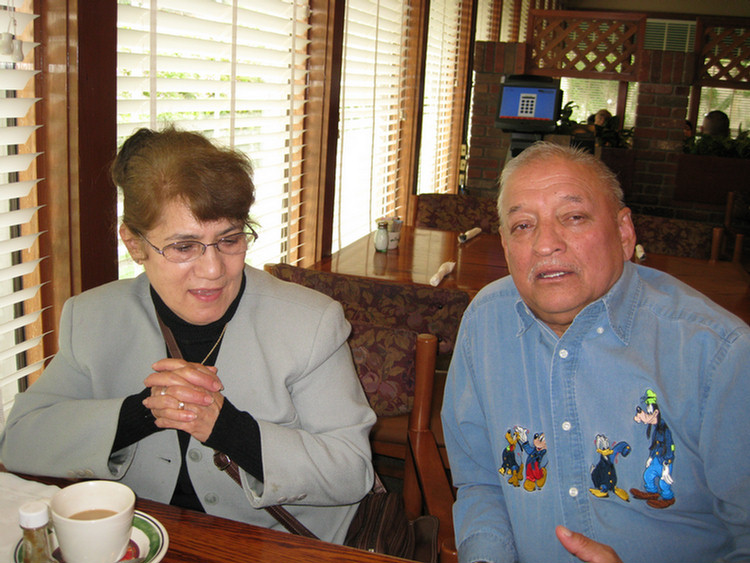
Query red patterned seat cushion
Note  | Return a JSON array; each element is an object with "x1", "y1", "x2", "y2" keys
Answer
[
  {"x1": 631, "y1": 214, "x2": 717, "y2": 260},
  {"x1": 416, "y1": 193, "x2": 500, "y2": 234},
  {"x1": 265, "y1": 264, "x2": 469, "y2": 356},
  {"x1": 348, "y1": 322, "x2": 417, "y2": 417}
]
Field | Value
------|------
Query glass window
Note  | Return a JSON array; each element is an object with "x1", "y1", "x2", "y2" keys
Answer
[
  {"x1": 0, "y1": 3, "x2": 43, "y2": 424},
  {"x1": 695, "y1": 86, "x2": 750, "y2": 135},
  {"x1": 332, "y1": 0, "x2": 409, "y2": 250},
  {"x1": 116, "y1": 0, "x2": 311, "y2": 276}
]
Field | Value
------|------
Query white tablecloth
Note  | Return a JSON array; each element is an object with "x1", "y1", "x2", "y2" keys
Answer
[{"x1": 0, "y1": 472, "x2": 59, "y2": 562}]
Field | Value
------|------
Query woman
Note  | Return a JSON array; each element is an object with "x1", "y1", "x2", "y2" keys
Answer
[{"x1": 0, "y1": 127, "x2": 376, "y2": 543}]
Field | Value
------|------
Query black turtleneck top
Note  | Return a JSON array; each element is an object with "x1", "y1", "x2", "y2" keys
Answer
[{"x1": 111, "y1": 274, "x2": 263, "y2": 512}]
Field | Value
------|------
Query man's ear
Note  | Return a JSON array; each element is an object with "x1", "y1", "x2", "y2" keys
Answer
[
  {"x1": 119, "y1": 224, "x2": 147, "y2": 263},
  {"x1": 617, "y1": 207, "x2": 636, "y2": 261}
]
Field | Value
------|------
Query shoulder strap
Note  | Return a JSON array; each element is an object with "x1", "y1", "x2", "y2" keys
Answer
[{"x1": 154, "y1": 312, "x2": 319, "y2": 539}]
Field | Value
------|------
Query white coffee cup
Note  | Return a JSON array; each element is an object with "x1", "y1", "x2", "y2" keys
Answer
[{"x1": 50, "y1": 480, "x2": 135, "y2": 563}]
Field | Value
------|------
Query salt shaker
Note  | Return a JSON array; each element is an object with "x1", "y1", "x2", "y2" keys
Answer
[
  {"x1": 19, "y1": 501, "x2": 55, "y2": 563},
  {"x1": 374, "y1": 221, "x2": 389, "y2": 252}
]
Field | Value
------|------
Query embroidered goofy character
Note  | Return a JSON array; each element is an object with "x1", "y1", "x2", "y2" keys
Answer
[
  {"x1": 631, "y1": 389, "x2": 676, "y2": 509},
  {"x1": 517, "y1": 427, "x2": 547, "y2": 492},
  {"x1": 588, "y1": 434, "x2": 631, "y2": 501},
  {"x1": 499, "y1": 426, "x2": 524, "y2": 487}
]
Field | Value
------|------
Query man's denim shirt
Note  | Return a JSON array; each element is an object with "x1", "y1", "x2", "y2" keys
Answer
[{"x1": 442, "y1": 261, "x2": 750, "y2": 563}]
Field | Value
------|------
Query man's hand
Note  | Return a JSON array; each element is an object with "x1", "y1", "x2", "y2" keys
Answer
[{"x1": 555, "y1": 526, "x2": 623, "y2": 563}]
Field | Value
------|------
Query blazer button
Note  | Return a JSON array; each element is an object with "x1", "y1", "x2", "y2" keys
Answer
[
  {"x1": 203, "y1": 493, "x2": 219, "y2": 505},
  {"x1": 188, "y1": 449, "x2": 202, "y2": 462}
]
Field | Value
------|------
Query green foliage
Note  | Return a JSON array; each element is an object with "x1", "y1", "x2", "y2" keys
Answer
[
  {"x1": 555, "y1": 101, "x2": 631, "y2": 148},
  {"x1": 557, "y1": 101, "x2": 579, "y2": 133},
  {"x1": 684, "y1": 128, "x2": 750, "y2": 159},
  {"x1": 597, "y1": 115, "x2": 633, "y2": 149}
]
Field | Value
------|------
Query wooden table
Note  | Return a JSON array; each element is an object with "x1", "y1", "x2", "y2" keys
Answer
[
  {"x1": 313, "y1": 226, "x2": 750, "y2": 324},
  {"x1": 134, "y1": 496, "x2": 408, "y2": 563},
  {"x1": 314, "y1": 226, "x2": 508, "y2": 297},
  {"x1": 5, "y1": 470, "x2": 408, "y2": 563}
]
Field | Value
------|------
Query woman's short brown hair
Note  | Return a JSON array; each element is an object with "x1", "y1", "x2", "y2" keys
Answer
[{"x1": 112, "y1": 126, "x2": 256, "y2": 235}]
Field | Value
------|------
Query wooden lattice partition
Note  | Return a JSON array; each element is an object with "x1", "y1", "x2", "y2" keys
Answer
[
  {"x1": 695, "y1": 17, "x2": 750, "y2": 90},
  {"x1": 525, "y1": 10, "x2": 646, "y2": 81}
]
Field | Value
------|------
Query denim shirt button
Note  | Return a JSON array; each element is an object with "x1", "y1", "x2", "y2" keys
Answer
[
  {"x1": 568, "y1": 487, "x2": 579, "y2": 497},
  {"x1": 559, "y1": 349, "x2": 569, "y2": 359},
  {"x1": 561, "y1": 421, "x2": 572, "y2": 431},
  {"x1": 596, "y1": 326, "x2": 605, "y2": 334}
]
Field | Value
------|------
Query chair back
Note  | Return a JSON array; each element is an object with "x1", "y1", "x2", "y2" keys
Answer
[
  {"x1": 348, "y1": 321, "x2": 418, "y2": 417},
  {"x1": 631, "y1": 214, "x2": 720, "y2": 261},
  {"x1": 416, "y1": 193, "x2": 499, "y2": 234},
  {"x1": 724, "y1": 191, "x2": 749, "y2": 263},
  {"x1": 264, "y1": 263, "x2": 469, "y2": 356},
  {"x1": 402, "y1": 333, "x2": 458, "y2": 563}
]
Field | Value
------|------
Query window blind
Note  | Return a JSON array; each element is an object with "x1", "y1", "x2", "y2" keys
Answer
[
  {"x1": 333, "y1": 0, "x2": 408, "y2": 251},
  {"x1": 0, "y1": 3, "x2": 43, "y2": 425},
  {"x1": 417, "y1": 0, "x2": 462, "y2": 195},
  {"x1": 116, "y1": 0, "x2": 310, "y2": 276},
  {"x1": 475, "y1": 0, "x2": 501, "y2": 42},
  {"x1": 696, "y1": 86, "x2": 750, "y2": 135}
]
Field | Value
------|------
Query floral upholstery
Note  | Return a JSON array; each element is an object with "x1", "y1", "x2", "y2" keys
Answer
[
  {"x1": 264, "y1": 263, "x2": 470, "y2": 356},
  {"x1": 631, "y1": 214, "x2": 717, "y2": 260},
  {"x1": 348, "y1": 321, "x2": 417, "y2": 417},
  {"x1": 416, "y1": 193, "x2": 500, "y2": 234}
]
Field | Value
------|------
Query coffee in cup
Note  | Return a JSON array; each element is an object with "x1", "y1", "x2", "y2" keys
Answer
[{"x1": 50, "y1": 480, "x2": 135, "y2": 563}]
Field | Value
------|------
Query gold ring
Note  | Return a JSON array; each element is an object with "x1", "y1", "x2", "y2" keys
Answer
[
  {"x1": 160, "y1": 388, "x2": 167, "y2": 396},
  {"x1": 178, "y1": 401, "x2": 185, "y2": 410}
]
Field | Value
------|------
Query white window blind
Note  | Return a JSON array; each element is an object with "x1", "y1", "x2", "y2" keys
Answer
[
  {"x1": 116, "y1": 0, "x2": 310, "y2": 276},
  {"x1": 696, "y1": 86, "x2": 750, "y2": 136},
  {"x1": 333, "y1": 0, "x2": 408, "y2": 251},
  {"x1": 475, "y1": 0, "x2": 500, "y2": 42},
  {"x1": 560, "y1": 77, "x2": 637, "y2": 130},
  {"x1": 0, "y1": 3, "x2": 43, "y2": 426},
  {"x1": 417, "y1": 0, "x2": 462, "y2": 195}
]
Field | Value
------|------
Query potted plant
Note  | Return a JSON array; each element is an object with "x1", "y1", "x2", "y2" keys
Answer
[{"x1": 677, "y1": 130, "x2": 750, "y2": 204}]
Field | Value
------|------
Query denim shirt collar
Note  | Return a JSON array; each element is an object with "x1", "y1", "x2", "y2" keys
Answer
[{"x1": 513, "y1": 260, "x2": 641, "y2": 345}]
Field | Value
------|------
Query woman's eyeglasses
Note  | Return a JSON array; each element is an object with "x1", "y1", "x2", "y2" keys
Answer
[{"x1": 140, "y1": 228, "x2": 257, "y2": 263}]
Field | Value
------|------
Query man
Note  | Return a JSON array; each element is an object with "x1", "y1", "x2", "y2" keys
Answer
[
  {"x1": 441, "y1": 142, "x2": 750, "y2": 563},
  {"x1": 701, "y1": 110, "x2": 730, "y2": 138}
]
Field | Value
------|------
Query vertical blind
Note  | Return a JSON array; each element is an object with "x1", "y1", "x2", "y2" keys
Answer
[
  {"x1": 116, "y1": 0, "x2": 310, "y2": 276},
  {"x1": 333, "y1": 0, "x2": 408, "y2": 251},
  {"x1": 0, "y1": 2, "x2": 43, "y2": 426},
  {"x1": 417, "y1": 0, "x2": 462, "y2": 195}
]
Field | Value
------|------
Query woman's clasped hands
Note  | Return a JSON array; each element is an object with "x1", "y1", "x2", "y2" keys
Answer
[{"x1": 142, "y1": 358, "x2": 225, "y2": 443}]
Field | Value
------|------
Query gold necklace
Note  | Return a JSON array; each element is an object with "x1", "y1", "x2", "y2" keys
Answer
[{"x1": 201, "y1": 324, "x2": 228, "y2": 365}]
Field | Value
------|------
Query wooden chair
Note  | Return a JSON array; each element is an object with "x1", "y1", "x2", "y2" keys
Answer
[
  {"x1": 264, "y1": 264, "x2": 465, "y2": 470},
  {"x1": 403, "y1": 333, "x2": 457, "y2": 563},
  {"x1": 264, "y1": 264, "x2": 469, "y2": 358},
  {"x1": 631, "y1": 214, "x2": 723, "y2": 261},
  {"x1": 415, "y1": 193, "x2": 500, "y2": 234},
  {"x1": 723, "y1": 191, "x2": 749, "y2": 264}
]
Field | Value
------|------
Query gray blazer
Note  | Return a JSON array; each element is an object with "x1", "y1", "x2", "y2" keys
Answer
[{"x1": 0, "y1": 266, "x2": 376, "y2": 543}]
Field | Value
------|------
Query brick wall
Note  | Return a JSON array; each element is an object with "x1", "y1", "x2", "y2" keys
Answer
[
  {"x1": 466, "y1": 42, "x2": 724, "y2": 222},
  {"x1": 465, "y1": 42, "x2": 521, "y2": 199}
]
